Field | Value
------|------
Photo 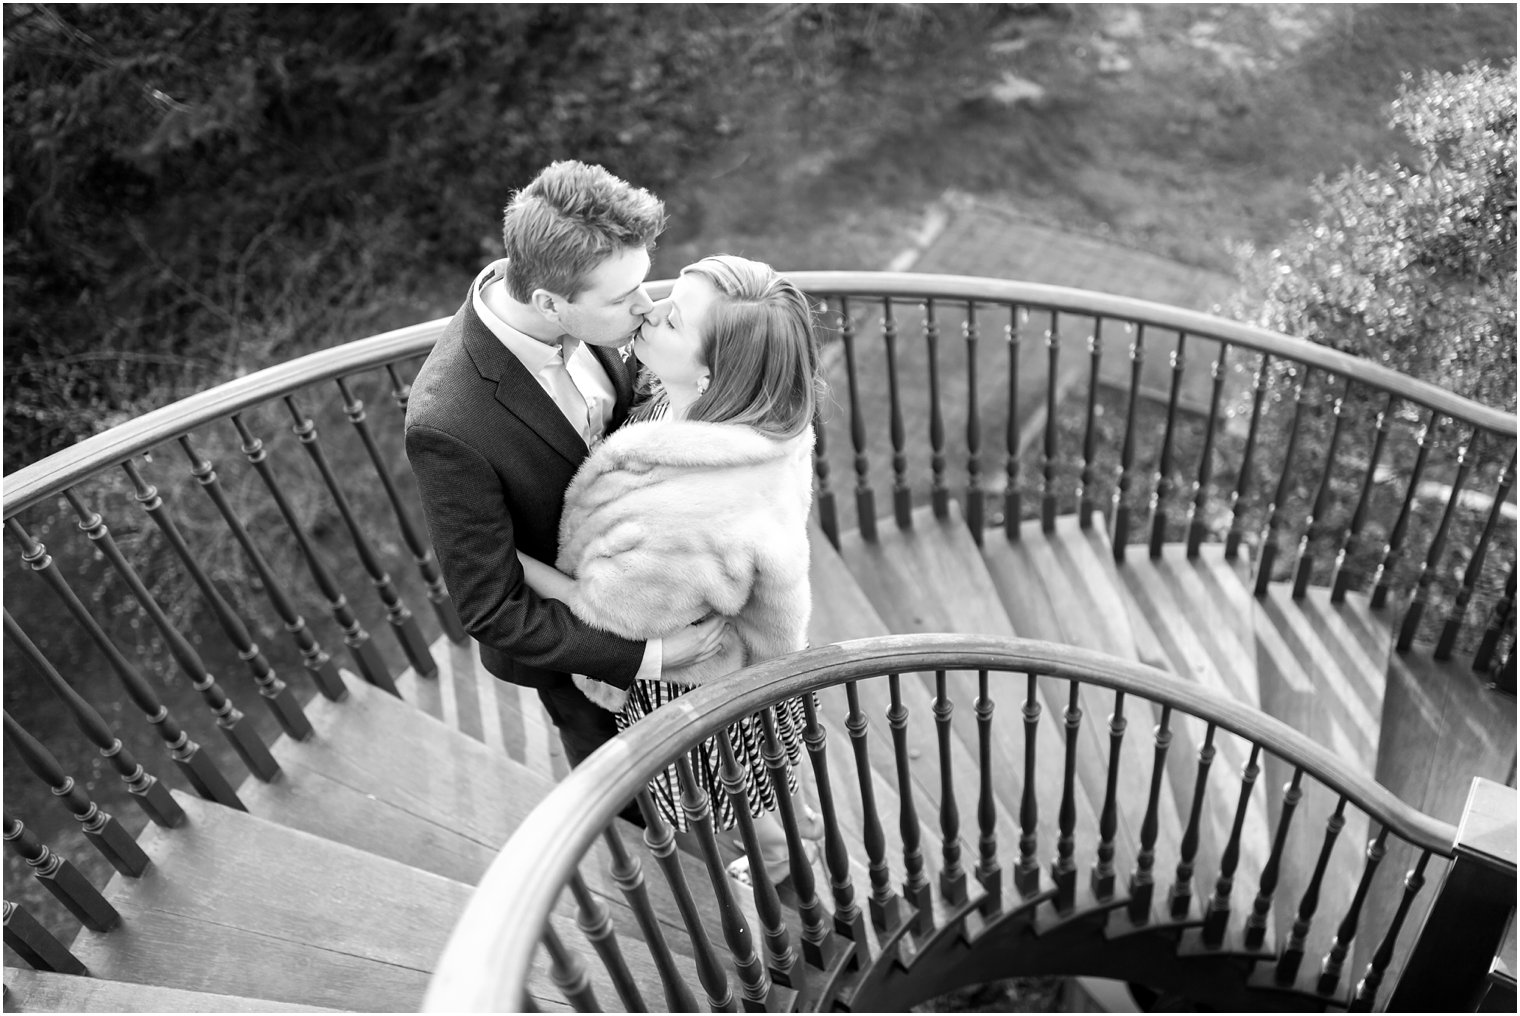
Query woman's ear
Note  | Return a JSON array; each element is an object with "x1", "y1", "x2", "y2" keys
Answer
[{"x1": 697, "y1": 374, "x2": 711, "y2": 396}]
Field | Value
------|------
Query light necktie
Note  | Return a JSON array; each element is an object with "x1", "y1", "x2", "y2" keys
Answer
[{"x1": 549, "y1": 337, "x2": 591, "y2": 446}]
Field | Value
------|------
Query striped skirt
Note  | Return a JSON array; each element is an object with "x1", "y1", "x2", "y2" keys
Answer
[{"x1": 616, "y1": 680, "x2": 814, "y2": 833}]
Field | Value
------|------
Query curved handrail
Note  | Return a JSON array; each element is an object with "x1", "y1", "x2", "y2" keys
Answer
[
  {"x1": 7, "y1": 272, "x2": 1512, "y2": 518},
  {"x1": 423, "y1": 633, "x2": 1458, "y2": 1012}
]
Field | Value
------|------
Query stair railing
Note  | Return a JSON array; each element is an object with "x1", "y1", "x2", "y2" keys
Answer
[
  {"x1": 4, "y1": 272, "x2": 1511, "y2": 998},
  {"x1": 425, "y1": 634, "x2": 1503, "y2": 1013}
]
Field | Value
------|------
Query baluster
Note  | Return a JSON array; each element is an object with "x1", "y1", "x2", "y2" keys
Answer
[
  {"x1": 800, "y1": 694, "x2": 868, "y2": 954},
  {"x1": 1399, "y1": 427, "x2": 1478, "y2": 651},
  {"x1": 845, "y1": 681, "x2": 901, "y2": 931},
  {"x1": 1079, "y1": 318, "x2": 1105, "y2": 528},
  {"x1": 4, "y1": 609, "x2": 183, "y2": 827},
  {"x1": 3, "y1": 814, "x2": 119, "y2": 932},
  {"x1": 4, "y1": 900, "x2": 87, "y2": 975},
  {"x1": 926, "y1": 299, "x2": 949, "y2": 520},
  {"x1": 122, "y1": 459, "x2": 312, "y2": 740},
  {"x1": 1293, "y1": 376, "x2": 1352, "y2": 597},
  {"x1": 601, "y1": 825, "x2": 699, "y2": 1013},
  {"x1": 883, "y1": 298, "x2": 911, "y2": 529},
  {"x1": 1437, "y1": 450, "x2": 1514, "y2": 659},
  {"x1": 1370, "y1": 411, "x2": 1441, "y2": 610},
  {"x1": 1111, "y1": 322, "x2": 1145, "y2": 560},
  {"x1": 1318, "y1": 826, "x2": 1390, "y2": 995},
  {"x1": 1245, "y1": 767, "x2": 1304, "y2": 950},
  {"x1": 758, "y1": 706, "x2": 831, "y2": 962},
  {"x1": 1004, "y1": 304, "x2": 1024, "y2": 541},
  {"x1": 1254, "y1": 367, "x2": 1312, "y2": 596},
  {"x1": 1148, "y1": 331, "x2": 1187, "y2": 557},
  {"x1": 1225, "y1": 353, "x2": 1271, "y2": 560},
  {"x1": 964, "y1": 303, "x2": 985, "y2": 541},
  {"x1": 284, "y1": 394, "x2": 437, "y2": 678},
  {"x1": 179, "y1": 435, "x2": 347, "y2": 700},
  {"x1": 1091, "y1": 690, "x2": 1126, "y2": 900},
  {"x1": 934, "y1": 670, "x2": 967, "y2": 905},
  {"x1": 1128, "y1": 705, "x2": 1173, "y2": 924},
  {"x1": 1170, "y1": 723, "x2": 1217, "y2": 919},
  {"x1": 338, "y1": 375, "x2": 466, "y2": 644},
  {"x1": 1186, "y1": 341, "x2": 1230, "y2": 557},
  {"x1": 1277, "y1": 795, "x2": 1348, "y2": 984},
  {"x1": 886, "y1": 675, "x2": 932, "y2": 931},
  {"x1": 812, "y1": 400, "x2": 839, "y2": 549},
  {"x1": 231, "y1": 413, "x2": 394, "y2": 693},
  {"x1": 1331, "y1": 393, "x2": 1397, "y2": 602},
  {"x1": 974, "y1": 669, "x2": 1002, "y2": 911},
  {"x1": 540, "y1": 920, "x2": 599, "y2": 1012},
  {"x1": 1042, "y1": 311, "x2": 1062, "y2": 532},
  {"x1": 838, "y1": 297, "x2": 876, "y2": 541},
  {"x1": 1052, "y1": 680, "x2": 1081, "y2": 911},
  {"x1": 64, "y1": 489, "x2": 280, "y2": 783},
  {"x1": 717, "y1": 733, "x2": 797, "y2": 986},
  {"x1": 1473, "y1": 563, "x2": 1516, "y2": 673},
  {"x1": 1014, "y1": 673, "x2": 1042, "y2": 897},
  {"x1": 1202, "y1": 743, "x2": 1262, "y2": 946},
  {"x1": 6, "y1": 520, "x2": 243, "y2": 809},
  {"x1": 636, "y1": 790, "x2": 736, "y2": 1012},
  {"x1": 4, "y1": 711, "x2": 149, "y2": 877},
  {"x1": 1350, "y1": 851, "x2": 1431, "y2": 1010},
  {"x1": 565, "y1": 870, "x2": 644, "y2": 1012},
  {"x1": 674, "y1": 754, "x2": 769, "y2": 1009}
]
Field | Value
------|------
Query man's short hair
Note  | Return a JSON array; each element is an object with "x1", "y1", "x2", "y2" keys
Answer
[{"x1": 501, "y1": 161, "x2": 667, "y2": 303}]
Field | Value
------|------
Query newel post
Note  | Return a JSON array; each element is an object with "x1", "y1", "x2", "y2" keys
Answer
[{"x1": 1387, "y1": 778, "x2": 1516, "y2": 1011}]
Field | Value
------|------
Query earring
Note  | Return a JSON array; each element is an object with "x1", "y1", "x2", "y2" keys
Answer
[{"x1": 697, "y1": 376, "x2": 710, "y2": 396}]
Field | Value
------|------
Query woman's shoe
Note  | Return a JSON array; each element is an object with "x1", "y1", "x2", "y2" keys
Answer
[{"x1": 726, "y1": 838, "x2": 820, "y2": 888}]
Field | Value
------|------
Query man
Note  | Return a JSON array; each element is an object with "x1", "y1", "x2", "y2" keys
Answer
[{"x1": 405, "y1": 160, "x2": 726, "y2": 770}]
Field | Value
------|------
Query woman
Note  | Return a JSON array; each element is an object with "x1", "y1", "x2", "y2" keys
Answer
[{"x1": 517, "y1": 254, "x2": 823, "y2": 881}]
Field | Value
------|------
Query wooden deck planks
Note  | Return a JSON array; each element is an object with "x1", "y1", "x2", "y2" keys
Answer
[{"x1": 1, "y1": 969, "x2": 343, "y2": 1013}]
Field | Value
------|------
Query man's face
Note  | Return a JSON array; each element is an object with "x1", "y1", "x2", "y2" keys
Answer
[{"x1": 551, "y1": 246, "x2": 654, "y2": 349}]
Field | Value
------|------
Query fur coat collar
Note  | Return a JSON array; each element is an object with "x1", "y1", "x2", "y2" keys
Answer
[{"x1": 556, "y1": 419, "x2": 815, "y2": 710}]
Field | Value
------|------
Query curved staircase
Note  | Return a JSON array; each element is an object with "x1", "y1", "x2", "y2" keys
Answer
[{"x1": 4, "y1": 273, "x2": 1515, "y2": 1012}]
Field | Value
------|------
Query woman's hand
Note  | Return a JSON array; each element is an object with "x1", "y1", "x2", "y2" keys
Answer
[{"x1": 516, "y1": 551, "x2": 577, "y2": 602}]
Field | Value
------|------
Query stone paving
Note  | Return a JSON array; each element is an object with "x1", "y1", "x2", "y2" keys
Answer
[{"x1": 905, "y1": 193, "x2": 1238, "y2": 313}]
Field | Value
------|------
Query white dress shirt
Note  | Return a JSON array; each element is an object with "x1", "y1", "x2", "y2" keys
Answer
[{"x1": 470, "y1": 259, "x2": 662, "y2": 686}]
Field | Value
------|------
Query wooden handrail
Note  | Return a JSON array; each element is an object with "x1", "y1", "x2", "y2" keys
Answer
[
  {"x1": 8, "y1": 272, "x2": 1512, "y2": 518},
  {"x1": 423, "y1": 633, "x2": 1459, "y2": 1012}
]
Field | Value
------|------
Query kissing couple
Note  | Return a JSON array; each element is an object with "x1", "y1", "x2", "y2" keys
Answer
[{"x1": 406, "y1": 160, "x2": 824, "y2": 884}]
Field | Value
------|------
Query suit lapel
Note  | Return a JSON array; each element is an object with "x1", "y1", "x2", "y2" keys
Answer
[{"x1": 459, "y1": 302, "x2": 589, "y2": 466}]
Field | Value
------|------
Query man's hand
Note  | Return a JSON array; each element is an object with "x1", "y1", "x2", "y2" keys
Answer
[{"x1": 663, "y1": 614, "x2": 730, "y2": 668}]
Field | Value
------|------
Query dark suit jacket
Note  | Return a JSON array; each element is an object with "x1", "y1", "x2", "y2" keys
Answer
[{"x1": 404, "y1": 294, "x2": 646, "y2": 689}]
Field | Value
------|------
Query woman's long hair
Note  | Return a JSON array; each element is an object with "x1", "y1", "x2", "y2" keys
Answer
[{"x1": 656, "y1": 254, "x2": 826, "y2": 439}]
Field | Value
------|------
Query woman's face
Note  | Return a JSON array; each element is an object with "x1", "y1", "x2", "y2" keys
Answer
[{"x1": 636, "y1": 272, "x2": 720, "y2": 391}]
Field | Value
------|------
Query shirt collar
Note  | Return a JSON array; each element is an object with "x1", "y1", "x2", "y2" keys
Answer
[{"x1": 471, "y1": 258, "x2": 569, "y2": 373}]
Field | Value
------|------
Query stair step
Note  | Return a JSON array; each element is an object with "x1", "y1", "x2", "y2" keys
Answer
[
  {"x1": 837, "y1": 502, "x2": 1104, "y2": 889},
  {"x1": 70, "y1": 792, "x2": 476, "y2": 1011},
  {"x1": 2, "y1": 968, "x2": 343, "y2": 1012},
  {"x1": 982, "y1": 515, "x2": 1182, "y2": 873},
  {"x1": 394, "y1": 635, "x2": 568, "y2": 780},
  {"x1": 810, "y1": 525, "x2": 1011, "y2": 918},
  {"x1": 238, "y1": 675, "x2": 553, "y2": 885},
  {"x1": 1115, "y1": 546, "x2": 1275, "y2": 904}
]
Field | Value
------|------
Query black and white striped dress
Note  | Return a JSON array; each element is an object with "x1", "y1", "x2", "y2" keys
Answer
[
  {"x1": 614, "y1": 393, "x2": 812, "y2": 832},
  {"x1": 616, "y1": 683, "x2": 814, "y2": 833}
]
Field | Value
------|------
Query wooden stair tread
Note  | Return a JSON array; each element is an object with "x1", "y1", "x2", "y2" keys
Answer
[
  {"x1": 982, "y1": 516, "x2": 1182, "y2": 869},
  {"x1": 2, "y1": 968, "x2": 345, "y2": 1013},
  {"x1": 810, "y1": 528, "x2": 1023, "y2": 886},
  {"x1": 237, "y1": 677, "x2": 553, "y2": 880},
  {"x1": 72, "y1": 793, "x2": 476, "y2": 1011},
  {"x1": 837, "y1": 503, "x2": 1104, "y2": 884},
  {"x1": 1114, "y1": 545, "x2": 1276, "y2": 901}
]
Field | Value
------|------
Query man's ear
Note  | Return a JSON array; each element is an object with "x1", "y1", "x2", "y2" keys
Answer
[{"x1": 530, "y1": 288, "x2": 562, "y2": 321}]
